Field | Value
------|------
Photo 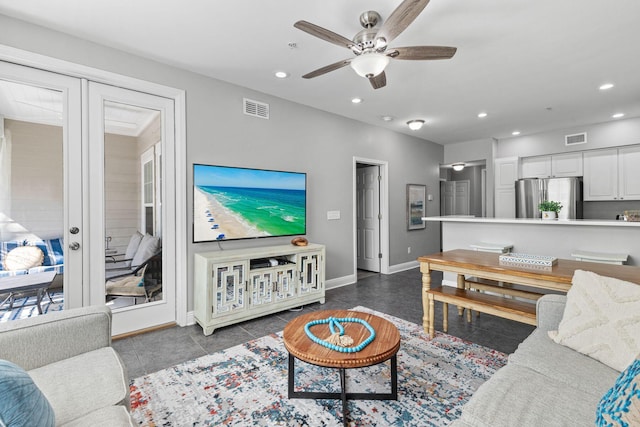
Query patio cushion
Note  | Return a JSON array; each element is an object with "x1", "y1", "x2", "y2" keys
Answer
[
  {"x1": 0, "y1": 240, "x2": 25, "y2": 272},
  {"x1": 131, "y1": 234, "x2": 160, "y2": 267}
]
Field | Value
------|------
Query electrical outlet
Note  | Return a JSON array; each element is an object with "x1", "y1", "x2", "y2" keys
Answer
[{"x1": 408, "y1": 247, "x2": 411, "y2": 254}]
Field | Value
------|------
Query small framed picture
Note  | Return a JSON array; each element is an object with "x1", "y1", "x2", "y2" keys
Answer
[{"x1": 407, "y1": 184, "x2": 426, "y2": 230}]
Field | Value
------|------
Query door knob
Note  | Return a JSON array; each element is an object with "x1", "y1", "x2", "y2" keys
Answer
[{"x1": 69, "y1": 242, "x2": 80, "y2": 250}]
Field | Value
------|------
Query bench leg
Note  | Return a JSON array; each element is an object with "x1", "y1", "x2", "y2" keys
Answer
[
  {"x1": 466, "y1": 306, "x2": 472, "y2": 322},
  {"x1": 456, "y1": 274, "x2": 465, "y2": 316},
  {"x1": 428, "y1": 294, "x2": 435, "y2": 338},
  {"x1": 443, "y1": 302, "x2": 449, "y2": 333}
]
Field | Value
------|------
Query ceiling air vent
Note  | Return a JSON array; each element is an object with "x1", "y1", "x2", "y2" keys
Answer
[
  {"x1": 243, "y1": 98, "x2": 269, "y2": 120},
  {"x1": 565, "y1": 132, "x2": 587, "y2": 146}
]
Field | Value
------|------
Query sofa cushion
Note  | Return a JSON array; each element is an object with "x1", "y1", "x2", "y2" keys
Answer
[
  {"x1": 59, "y1": 405, "x2": 133, "y2": 427},
  {"x1": 509, "y1": 329, "x2": 619, "y2": 399},
  {"x1": 27, "y1": 238, "x2": 64, "y2": 267},
  {"x1": 0, "y1": 359, "x2": 55, "y2": 427},
  {"x1": 549, "y1": 270, "x2": 640, "y2": 372},
  {"x1": 3, "y1": 246, "x2": 44, "y2": 271},
  {"x1": 596, "y1": 357, "x2": 640, "y2": 427},
  {"x1": 28, "y1": 347, "x2": 129, "y2": 426},
  {"x1": 451, "y1": 363, "x2": 600, "y2": 427}
]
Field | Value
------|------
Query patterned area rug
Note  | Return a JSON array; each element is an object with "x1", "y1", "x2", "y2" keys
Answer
[
  {"x1": 130, "y1": 307, "x2": 507, "y2": 426},
  {"x1": 0, "y1": 291, "x2": 64, "y2": 322}
]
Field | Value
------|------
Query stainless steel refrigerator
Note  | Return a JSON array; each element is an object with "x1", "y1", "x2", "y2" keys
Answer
[{"x1": 515, "y1": 177, "x2": 583, "y2": 219}]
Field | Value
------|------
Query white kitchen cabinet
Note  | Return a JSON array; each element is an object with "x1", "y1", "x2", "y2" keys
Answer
[
  {"x1": 521, "y1": 152, "x2": 582, "y2": 178},
  {"x1": 194, "y1": 244, "x2": 325, "y2": 335},
  {"x1": 584, "y1": 146, "x2": 640, "y2": 201}
]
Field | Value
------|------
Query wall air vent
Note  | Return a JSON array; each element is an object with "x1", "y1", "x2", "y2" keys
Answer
[
  {"x1": 565, "y1": 132, "x2": 587, "y2": 146},
  {"x1": 243, "y1": 98, "x2": 269, "y2": 120}
]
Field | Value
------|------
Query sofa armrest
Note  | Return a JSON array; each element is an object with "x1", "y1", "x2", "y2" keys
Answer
[
  {"x1": 536, "y1": 294, "x2": 567, "y2": 332},
  {"x1": 0, "y1": 305, "x2": 112, "y2": 370}
]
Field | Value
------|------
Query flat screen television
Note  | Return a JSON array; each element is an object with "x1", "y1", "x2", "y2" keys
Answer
[{"x1": 193, "y1": 164, "x2": 307, "y2": 242}]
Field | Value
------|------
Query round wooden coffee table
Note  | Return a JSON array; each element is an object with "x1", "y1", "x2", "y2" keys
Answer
[{"x1": 283, "y1": 309, "x2": 401, "y2": 426}]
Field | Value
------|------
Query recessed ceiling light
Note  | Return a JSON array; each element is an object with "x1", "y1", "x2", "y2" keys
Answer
[
  {"x1": 274, "y1": 71, "x2": 288, "y2": 79},
  {"x1": 351, "y1": 97, "x2": 363, "y2": 104},
  {"x1": 612, "y1": 113, "x2": 625, "y2": 119},
  {"x1": 477, "y1": 112, "x2": 488, "y2": 118},
  {"x1": 381, "y1": 115, "x2": 394, "y2": 122},
  {"x1": 599, "y1": 83, "x2": 614, "y2": 90},
  {"x1": 407, "y1": 120, "x2": 425, "y2": 131},
  {"x1": 512, "y1": 131, "x2": 521, "y2": 136}
]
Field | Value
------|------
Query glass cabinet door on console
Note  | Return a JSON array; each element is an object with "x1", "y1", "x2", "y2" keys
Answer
[
  {"x1": 213, "y1": 261, "x2": 247, "y2": 316},
  {"x1": 249, "y1": 263, "x2": 297, "y2": 306},
  {"x1": 299, "y1": 251, "x2": 324, "y2": 295}
]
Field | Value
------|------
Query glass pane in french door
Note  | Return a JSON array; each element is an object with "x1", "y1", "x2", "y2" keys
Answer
[
  {"x1": 103, "y1": 101, "x2": 163, "y2": 310},
  {"x1": 0, "y1": 62, "x2": 83, "y2": 321}
]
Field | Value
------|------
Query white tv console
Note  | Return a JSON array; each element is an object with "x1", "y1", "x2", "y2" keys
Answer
[{"x1": 194, "y1": 243, "x2": 325, "y2": 335}]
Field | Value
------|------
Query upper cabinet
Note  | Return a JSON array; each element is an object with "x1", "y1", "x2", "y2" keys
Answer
[
  {"x1": 521, "y1": 152, "x2": 583, "y2": 178},
  {"x1": 583, "y1": 146, "x2": 640, "y2": 201}
]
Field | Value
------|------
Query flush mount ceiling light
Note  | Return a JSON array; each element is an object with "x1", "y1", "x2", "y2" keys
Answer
[
  {"x1": 350, "y1": 52, "x2": 390, "y2": 78},
  {"x1": 274, "y1": 71, "x2": 289, "y2": 79},
  {"x1": 452, "y1": 163, "x2": 465, "y2": 171},
  {"x1": 407, "y1": 119, "x2": 425, "y2": 131},
  {"x1": 612, "y1": 113, "x2": 625, "y2": 119},
  {"x1": 512, "y1": 130, "x2": 521, "y2": 136},
  {"x1": 351, "y1": 97, "x2": 363, "y2": 104},
  {"x1": 477, "y1": 112, "x2": 488, "y2": 118},
  {"x1": 599, "y1": 83, "x2": 614, "y2": 90}
]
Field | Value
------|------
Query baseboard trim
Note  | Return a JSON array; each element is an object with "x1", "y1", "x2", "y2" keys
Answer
[
  {"x1": 326, "y1": 274, "x2": 356, "y2": 290},
  {"x1": 388, "y1": 260, "x2": 419, "y2": 274}
]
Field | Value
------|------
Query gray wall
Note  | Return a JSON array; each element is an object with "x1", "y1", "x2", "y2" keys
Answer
[{"x1": 0, "y1": 14, "x2": 443, "y2": 309}]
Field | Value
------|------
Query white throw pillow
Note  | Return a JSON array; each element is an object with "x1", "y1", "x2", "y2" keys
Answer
[
  {"x1": 3, "y1": 246, "x2": 44, "y2": 271},
  {"x1": 124, "y1": 232, "x2": 144, "y2": 259},
  {"x1": 131, "y1": 234, "x2": 160, "y2": 267},
  {"x1": 549, "y1": 270, "x2": 640, "y2": 371}
]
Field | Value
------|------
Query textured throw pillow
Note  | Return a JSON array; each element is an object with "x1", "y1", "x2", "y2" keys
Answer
[
  {"x1": 549, "y1": 270, "x2": 640, "y2": 371},
  {"x1": 596, "y1": 357, "x2": 640, "y2": 426},
  {"x1": 131, "y1": 234, "x2": 160, "y2": 267},
  {"x1": 0, "y1": 360, "x2": 55, "y2": 427},
  {"x1": 3, "y1": 246, "x2": 44, "y2": 271}
]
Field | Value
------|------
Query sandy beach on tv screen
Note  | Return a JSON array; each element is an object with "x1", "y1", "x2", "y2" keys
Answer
[{"x1": 194, "y1": 187, "x2": 267, "y2": 241}]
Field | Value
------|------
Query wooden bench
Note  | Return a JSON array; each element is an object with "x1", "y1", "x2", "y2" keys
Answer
[{"x1": 426, "y1": 286, "x2": 537, "y2": 338}]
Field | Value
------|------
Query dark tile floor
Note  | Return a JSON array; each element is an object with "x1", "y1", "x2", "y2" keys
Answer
[{"x1": 112, "y1": 268, "x2": 535, "y2": 379}]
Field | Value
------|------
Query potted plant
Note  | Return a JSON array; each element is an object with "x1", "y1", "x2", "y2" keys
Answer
[{"x1": 538, "y1": 200, "x2": 563, "y2": 219}]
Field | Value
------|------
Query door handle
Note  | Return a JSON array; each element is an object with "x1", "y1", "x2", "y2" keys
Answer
[
  {"x1": 69, "y1": 242, "x2": 80, "y2": 250},
  {"x1": 69, "y1": 226, "x2": 80, "y2": 234}
]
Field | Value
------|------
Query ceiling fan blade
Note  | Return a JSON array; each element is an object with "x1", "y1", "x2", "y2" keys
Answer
[
  {"x1": 369, "y1": 72, "x2": 387, "y2": 90},
  {"x1": 387, "y1": 46, "x2": 457, "y2": 60},
  {"x1": 302, "y1": 59, "x2": 352, "y2": 79},
  {"x1": 294, "y1": 21, "x2": 356, "y2": 50},
  {"x1": 376, "y1": 0, "x2": 430, "y2": 45}
]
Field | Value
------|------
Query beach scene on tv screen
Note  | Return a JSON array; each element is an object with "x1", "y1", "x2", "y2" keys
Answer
[{"x1": 194, "y1": 164, "x2": 306, "y2": 242}]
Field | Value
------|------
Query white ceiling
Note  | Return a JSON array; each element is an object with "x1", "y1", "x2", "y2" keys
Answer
[{"x1": 1, "y1": 0, "x2": 639, "y2": 145}]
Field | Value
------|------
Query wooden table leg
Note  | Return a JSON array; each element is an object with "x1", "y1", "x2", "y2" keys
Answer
[
  {"x1": 443, "y1": 302, "x2": 449, "y2": 333},
  {"x1": 421, "y1": 263, "x2": 432, "y2": 334}
]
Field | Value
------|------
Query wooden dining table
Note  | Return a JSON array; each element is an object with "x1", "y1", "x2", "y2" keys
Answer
[{"x1": 418, "y1": 249, "x2": 640, "y2": 334}]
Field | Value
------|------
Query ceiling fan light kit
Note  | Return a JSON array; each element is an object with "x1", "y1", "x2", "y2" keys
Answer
[
  {"x1": 407, "y1": 119, "x2": 425, "y2": 130},
  {"x1": 294, "y1": 0, "x2": 456, "y2": 90}
]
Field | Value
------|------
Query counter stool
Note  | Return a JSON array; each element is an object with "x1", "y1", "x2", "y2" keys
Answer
[{"x1": 571, "y1": 250, "x2": 628, "y2": 265}]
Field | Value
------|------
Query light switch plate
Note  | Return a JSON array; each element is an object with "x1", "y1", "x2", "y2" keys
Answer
[{"x1": 327, "y1": 210, "x2": 341, "y2": 220}]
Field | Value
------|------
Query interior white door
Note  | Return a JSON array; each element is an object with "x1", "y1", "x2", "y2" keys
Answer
[
  {"x1": 0, "y1": 61, "x2": 83, "y2": 308},
  {"x1": 88, "y1": 82, "x2": 176, "y2": 335},
  {"x1": 356, "y1": 165, "x2": 380, "y2": 272}
]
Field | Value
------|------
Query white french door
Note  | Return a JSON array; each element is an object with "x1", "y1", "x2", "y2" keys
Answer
[
  {"x1": 88, "y1": 82, "x2": 176, "y2": 335},
  {"x1": 0, "y1": 61, "x2": 83, "y2": 308}
]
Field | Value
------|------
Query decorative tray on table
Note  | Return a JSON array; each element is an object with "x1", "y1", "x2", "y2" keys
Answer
[{"x1": 499, "y1": 253, "x2": 558, "y2": 268}]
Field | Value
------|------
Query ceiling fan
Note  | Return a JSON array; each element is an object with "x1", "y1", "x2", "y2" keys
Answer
[{"x1": 294, "y1": 0, "x2": 456, "y2": 90}]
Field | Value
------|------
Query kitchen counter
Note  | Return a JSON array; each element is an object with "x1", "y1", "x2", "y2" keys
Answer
[
  {"x1": 423, "y1": 216, "x2": 639, "y2": 273},
  {"x1": 422, "y1": 216, "x2": 640, "y2": 227}
]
